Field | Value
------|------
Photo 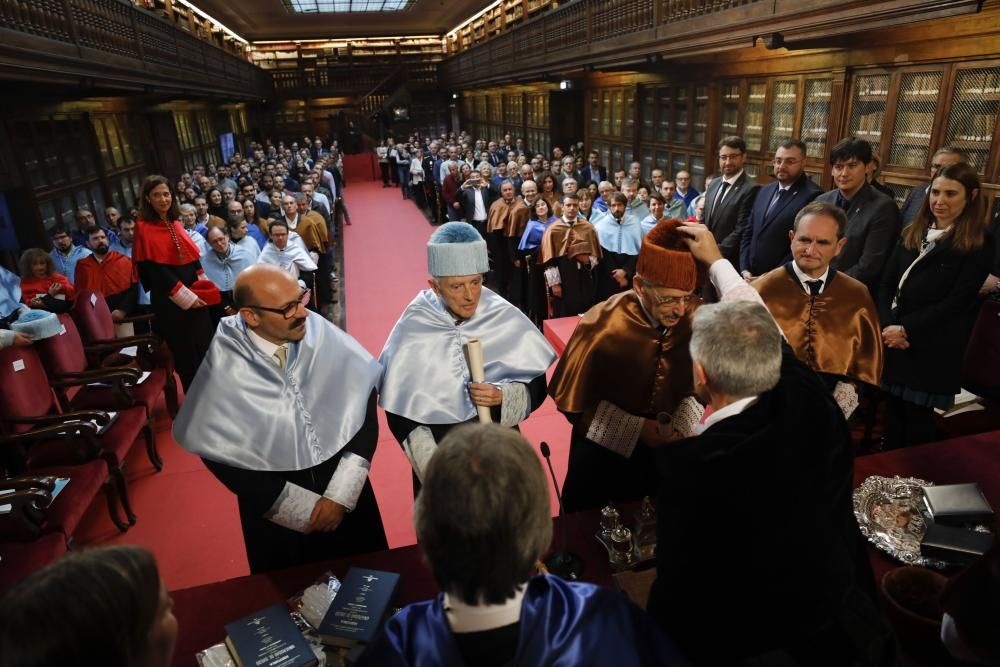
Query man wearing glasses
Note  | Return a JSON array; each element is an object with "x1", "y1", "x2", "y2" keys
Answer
[
  {"x1": 739, "y1": 140, "x2": 822, "y2": 280},
  {"x1": 173, "y1": 263, "x2": 387, "y2": 573},
  {"x1": 549, "y1": 219, "x2": 708, "y2": 512}
]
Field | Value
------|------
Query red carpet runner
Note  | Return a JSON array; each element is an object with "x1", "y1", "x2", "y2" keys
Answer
[{"x1": 73, "y1": 179, "x2": 572, "y2": 592}]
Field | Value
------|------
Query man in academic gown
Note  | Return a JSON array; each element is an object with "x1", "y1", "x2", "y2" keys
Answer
[
  {"x1": 593, "y1": 191, "x2": 643, "y2": 300},
  {"x1": 257, "y1": 220, "x2": 317, "y2": 283},
  {"x1": 549, "y1": 219, "x2": 703, "y2": 512},
  {"x1": 202, "y1": 226, "x2": 255, "y2": 324},
  {"x1": 538, "y1": 193, "x2": 603, "y2": 317},
  {"x1": 645, "y1": 227, "x2": 895, "y2": 664},
  {"x1": 378, "y1": 222, "x2": 555, "y2": 485},
  {"x1": 485, "y1": 180, "x2": 529, "y2": 303},
  {"x1": 173, "y1": 264, "x2": 387, "y2": 573},
  {"x1": 753, "y1": 200, "x2": 882, "y2": 417},
  {"x1": 74, "y1": 226, "x2": 138, "y2": 321}
]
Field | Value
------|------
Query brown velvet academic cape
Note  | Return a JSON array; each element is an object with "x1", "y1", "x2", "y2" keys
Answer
[
  {"x1": 754, "y1": 263, "x2": 882, "y2": 386},
  {"x1": 487, "y1": 197, "x2": 530, "y2": 238},
  {"x1": 538, "y1": 219, "x2": 604, "y2": 265},
  {"x1": 549, "y1": 290, "x2": 694, "y2": 418}
]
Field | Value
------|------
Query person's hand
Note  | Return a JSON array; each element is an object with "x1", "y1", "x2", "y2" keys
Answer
[
  {"x1": 677, "y1": 223, "x2": 723, "y2": 265},
  {"x1": 306, "y1": 497, "x2": 346, "y2": 534},
  {"x1": 468, "y1": 382, "x2": 503, "y2": 407},
  {"x1": 741, "y1": 270, "x2": 755, "y2": 282},
  {"x1": 223, "y1": 306, "x2": 236, "y2": 316},
  {"x1": 48, "y1": 282, "x2": 64, "y2": 296},
  {"x1": 640, "y1": 418, "x2": 681, "y2": 447},
  {"x1": 612, "y1": 269, "x2": 628, "y2": 287},
  {"x1": 111, "y1": 309, "x2": 127, "y2": 323},
  {"x1": 513, "y1": 259, "x2": 522, "y2": 268},
  {"x1": 453, "y1": 202, "x2": 460, "y2": 210},
  {"x1": 190, "y1": 298, "x2": 208, "y2": 309},
  {"x1": 12, "y1": 332, "x2": 32, "y2": 347},
  {"x1": 550, "y1": 284, "x2": 563, "y2": 298},
  {"x1": 882, "y1": 325, "x2": 909, "y2": 349},
  {"x1": 29, "y1": 297, "x2": 44, "y2": 308}
]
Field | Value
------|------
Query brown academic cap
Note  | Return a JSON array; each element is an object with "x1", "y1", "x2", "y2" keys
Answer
[{"x1": 635, "y1": 219, "x2": 702, "y2": 290}]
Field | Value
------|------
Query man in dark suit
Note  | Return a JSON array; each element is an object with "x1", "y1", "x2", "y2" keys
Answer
[
  {"x1": 816, "y1": 137, "x2": 901, "y2": 294},
  {"x1": 898, "y1": 146, "x2": 967, "y2": 226},
  {"x1": 580, "y1": 151, "x2": 607, "y2": 188},
  {"x1": 645, "y1": 226, "x2": 895, "y2": 665},
  {"x1": 458, "y1": 174, "x2": 496, "y2": 238},
  {"x1": 740, "y1": 140, "x2": 822, "y2": 279},
  {"x1": 702, "y1": 136, "x2": 760, "y2": 267}
]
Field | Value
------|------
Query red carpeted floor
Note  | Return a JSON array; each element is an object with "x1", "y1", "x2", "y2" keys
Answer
[{"x1": 73, "y1": 174, "x2": 572, "y2": 592}]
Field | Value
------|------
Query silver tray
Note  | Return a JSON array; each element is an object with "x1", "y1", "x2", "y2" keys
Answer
[{"x1": 853, "y1": 475, "x2": 947, "y2": 569}]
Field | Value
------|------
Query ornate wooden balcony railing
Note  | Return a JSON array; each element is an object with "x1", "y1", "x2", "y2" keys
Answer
[
  {"x1": 440, "y1": 0, "x2": 982, "y2": 88},
  {"x1": 270, "y1": 62, "x2": 439, "y2": 98},
  {"x1": 0, "y1": 0, "x2": 266, "y2": 98}
]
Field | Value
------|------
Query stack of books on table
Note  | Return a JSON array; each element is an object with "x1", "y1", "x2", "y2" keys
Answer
[{"x1": 920, "y1": 483, "x2": 995, "y2": 564}]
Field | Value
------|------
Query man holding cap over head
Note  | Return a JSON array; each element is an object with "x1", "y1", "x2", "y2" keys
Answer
[{"x1": 378, "y1": 222, "x2": 556, "y2": 486}]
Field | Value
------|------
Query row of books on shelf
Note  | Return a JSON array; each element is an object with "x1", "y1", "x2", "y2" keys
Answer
[
  {"x1": 900, "y1": 74, "x2": 940, "y2": 97},
  {"x1": 957, "y1": 70, "x2": 1000, "y2": 95},
  {"x1": 951, "y1": 114, "x2": 996, "y2": 142},
  {"x1": 892, "y1": 146, "x2": 932, "y2": 168},
  {"x1": 857, "y1": 78, "x2": 890, "y2": 97}
]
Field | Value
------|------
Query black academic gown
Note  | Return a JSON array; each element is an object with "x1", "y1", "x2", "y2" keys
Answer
[
  {"x1": 648, "y1": 346, "x2": 896, "y2": 666},
  {"x1": 203, "y1": 390, "x2": 388, "y2": 573}
]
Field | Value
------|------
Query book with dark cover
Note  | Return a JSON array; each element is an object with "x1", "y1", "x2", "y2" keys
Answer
[
  {"x1": 922, "y1": 483, "x2": 994, "y2": 525},
  {"x1": 318, "y1": 568, "x2": 400, "y2": 648},
  {"x1": 224, "y1": 603, "x2": 317, "y2": 667},
  {"x1": 920, "y1": 523, "x2": 995, "y2": 565}
]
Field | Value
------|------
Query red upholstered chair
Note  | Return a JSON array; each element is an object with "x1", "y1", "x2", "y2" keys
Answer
[
  {"x1": 35, "y1": 314, "x2": 168, "y2": 471},
  {"x1": 71, "y1": 290, "x2": 178, "y2": 417},
  {"x1": 0, "y1": 345, "x2": 147, "y2": 532}
]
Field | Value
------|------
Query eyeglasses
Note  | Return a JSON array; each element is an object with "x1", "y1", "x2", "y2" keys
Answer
[
  {"x1": 247, "y1": 288, "x2": 310, "y2": 319},
  {"x1": 641, "y1": 283, "x2": 696, "y2": 307}
]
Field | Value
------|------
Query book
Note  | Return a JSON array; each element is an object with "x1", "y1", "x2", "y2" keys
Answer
[
  {"x1": 318, "y1": 568, "x2": 400, "y2": 648},
  {"x1": 922, "y1": 483, "x2": 994, "y2": 525},
  {"x1": 920, "y1": 523, "x2": 995, "y2": 565},
  {"x1": 224, "y1": 603, "x2": 317, "y2": 667}
]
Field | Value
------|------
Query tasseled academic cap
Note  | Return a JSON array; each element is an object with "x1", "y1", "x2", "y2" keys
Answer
[
  {"x1": 427, "y1": 222, "x2": 489, "y2": 277},
  {"x1": 636, "y1": 219, "x2": 703, "y2": 291}
]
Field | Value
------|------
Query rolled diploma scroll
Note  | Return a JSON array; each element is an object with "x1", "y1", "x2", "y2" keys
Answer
[{"x1": 467, "y1": 338, "x2": 492, "y2": 424}]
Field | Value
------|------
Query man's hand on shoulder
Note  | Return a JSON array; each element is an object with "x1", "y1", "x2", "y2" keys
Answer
[
  {"x1": 306, "y1": 497, "x2": 346, "y2": 534},
  {"x1": 640, "y1": 418, "x2": 681, "y2": 447}
]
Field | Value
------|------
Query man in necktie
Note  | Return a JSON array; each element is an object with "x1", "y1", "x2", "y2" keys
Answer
[
  {"x1": 753, "y1": 200, "x2": 882, "y2": 418},
  {"x1": 702, "y1": 137, "x2": 760, "y2": 271},
  {"x1": 740, "y1": 140, "x2": 822, "y2": 280},
  {"x1": 173, "y1": 264, "x2": 388, "y2": 573}
]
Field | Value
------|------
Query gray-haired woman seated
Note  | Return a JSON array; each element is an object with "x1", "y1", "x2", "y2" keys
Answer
[
  {"x1": 0, "y1": 545, "x2": 177, "y2": 667},
  {"x1": 359, "y1": 423, "x2": 686, "y2": 667}
]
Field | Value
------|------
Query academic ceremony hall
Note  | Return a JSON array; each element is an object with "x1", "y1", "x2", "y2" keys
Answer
[{"x1": 1, "y1": 0, "x2": 1000, "y2": 666}]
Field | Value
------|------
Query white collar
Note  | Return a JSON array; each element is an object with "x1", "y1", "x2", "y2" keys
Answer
[
  {"x1": 790, "y1": 261, "x2": 830, "y2": 295},
  {"x1": 722, "y1": 170, "x2": 744, "y2": 186},
  {"x1": 244, "y1": 324, "x2": 287, "y2": 363},
  {"x1": 700, "y1": 396, "x2": 758, "y2": 432},
  {"x1": 444, "y1": 586, "x2": 526, "y2": 633}
]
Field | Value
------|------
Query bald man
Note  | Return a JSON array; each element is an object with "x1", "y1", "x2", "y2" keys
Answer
[{"x1": 173, "y1": 264, "x2": 388, "y2": 572}]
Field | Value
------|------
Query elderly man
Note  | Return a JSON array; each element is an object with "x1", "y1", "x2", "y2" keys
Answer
[
  {"x1": 359, "y1": 424, "x2": 684, "y2": 666},
  {"x1": 594, "y1": 191, "x2": 643, "y2": 300},
  {"x1": 202, "y1": 226, "x2": 255, "y2": 323},
  {"x1": 74, "y1": 226, "x2": 138, "y2": 322},
  {"x1": 647, "y1": 230, "x2": 894, "y2": 664},
  {"x1": 592, "y1": 180, "x2": 615, "y2": 216},
  {"x1": 378, "y1": 222, "x2": 555, "y2": 485},
  {"x1": 174, "y1": 264, "x2": 387, "y2": 573},
  {"x1": 485, "y1": 180, "x2": 529, "y2": 302},
  {"x1": 71, "y1": 207, "x2": 117, "y2": 249},
  {"x1": 673, "y1": 170, "x2": 699, "y2": 208},
  {"x1": 258, "y1": 220, "x2": 317, "y2": 283},
  {"x1": 549, "y1": 219, "x2": 708, "y2": 512}
]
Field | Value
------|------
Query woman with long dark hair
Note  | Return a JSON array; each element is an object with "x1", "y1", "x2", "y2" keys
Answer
[
  {"x1": 134, "y1": 175, "x2": 218, "y2": 389},
  {"x1": 878, "y1": 162, "x2": 995, "y2": 447}
]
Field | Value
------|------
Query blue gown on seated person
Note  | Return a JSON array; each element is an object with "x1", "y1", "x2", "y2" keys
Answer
[{"x1": 359, "y1": 575, "x2": 688, "y2": 666}]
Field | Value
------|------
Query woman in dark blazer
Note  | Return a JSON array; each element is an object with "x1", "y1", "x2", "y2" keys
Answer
[{"x1": 878, "y1": 163, "x2": 994, "y2": 448}]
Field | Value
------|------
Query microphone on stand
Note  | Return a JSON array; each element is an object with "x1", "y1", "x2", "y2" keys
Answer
[{"x1": 539, "y1": 441, "x2": 583, "y2": 580}]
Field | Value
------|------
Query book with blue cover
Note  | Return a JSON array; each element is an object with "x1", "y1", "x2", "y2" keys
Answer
[
  {"x1": 318, "y1": 568, "x2": 400, "y2": 648},
  {"x1": 224, "y1": 602, "x2": 317, "y2": 667}
]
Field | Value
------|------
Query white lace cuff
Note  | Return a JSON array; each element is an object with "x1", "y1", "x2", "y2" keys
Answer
[
  {"x1": 169, "y1": 284, "x2": 199, "y2": 310},
  {"x1": 833, "y1": 381, "x2": 859, "y2": 420},
  {"x1": 263, "y1": 482, "x2": 320, "y2": 533},
  {"x1": 403, "y1": 426, "x2": 438, "y2": 484},
  {"x1": 499, "y1": 382, "x2": 530, "y2": 427},
  {"x1": 585, "y1": 400, "x2": 644, "y2": 458},
  {"x1": 544, "y1": 266, "x2": 561, "y2": 287},
  {"x1": 324, "y1": 452, "x2": 370, "y2": 511}
]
